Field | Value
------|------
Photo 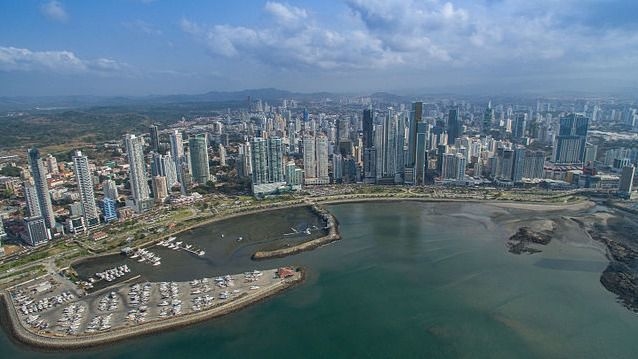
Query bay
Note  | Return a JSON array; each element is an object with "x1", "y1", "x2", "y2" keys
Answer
[{"x1": 2, "y1": 201, "x2": 637, "y2": 358}]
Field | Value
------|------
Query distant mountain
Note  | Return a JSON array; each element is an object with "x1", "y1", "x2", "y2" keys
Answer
[{"x1": 0, "y1": 88, "x2": 337, "y2": 111}]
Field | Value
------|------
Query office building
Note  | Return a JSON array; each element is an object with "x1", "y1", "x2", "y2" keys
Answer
[{"x1": 24, "y1": 216, "x2": 49, "y2": 246}]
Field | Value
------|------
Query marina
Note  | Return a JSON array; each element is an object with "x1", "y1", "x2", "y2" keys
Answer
[
  {"x1": 2, "y1": 268, "x2": 303, "y2": 348},
  {"x1": 157, "y1": 237, "x2": 206, "y2": 257}
]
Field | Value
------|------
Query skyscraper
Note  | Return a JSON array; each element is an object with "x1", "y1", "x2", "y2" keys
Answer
[
  {"x1": 512, "y1": 113, "x2": 527, "y2": 139},
  {"x1": 483, "y1": 101, "x2": 494, "y2": 134},
  {"x1": 414, "y1": 123, "x2": 429, "y2": 185},
  {"x1": 188, "y1": 134, "x2": 210, "y2": 185},
  {"x1": 23, "y1": 180, "x2": 41, "y2": 218},
  {"x1": 124, "y1": 134, "x2": 151, "y2": 213},
  {"x1": 27, "y1": 148, "x2": 55, "y2": 230},
  {"x1": 268, "y1": 137, "x2": 285, "y2": 183},
  {"x1": 447, "y1": 107, "x2": 461, "y2": 145},
  {"x1": 103, "y1": 179, "x2": 119, "y2": 200},
  {"x1": 362, "y1": 109, "x2": 374, "y2": 150},
  {"x1": 250, "y1": 137, "x2": 286, "y2": 196},
  {"x1": 523, "y1": 150, "x2": 545, "y2": 179},
  {"x1": 73, "y1": 150, "x2": 100, "y2": 228},
  {"x1": 303, "y1": 134, "x2": 330, "y2": 185},
  {"x1": 152, "y1": 153, "x2": 178, "y2": 189},
  {"x1": 619, "y1": 165, "x2": 635, "y2": 197},
  {"x1": 169, "y1": 129, "x2": 186, "y2": 194},
  {"x1": 553, "y1": 114, "x2": 589, "y2": 164},
  {"x1": 149, "y1": 124, "x2": 160, "y2": 152},
  {"x1": 512, "y1": 146, "x2": 526, "y2": 183}
]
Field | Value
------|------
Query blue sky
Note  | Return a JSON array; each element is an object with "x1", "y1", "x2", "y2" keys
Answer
[{"x1": 1, "y1": 0, "x2": 637, "y2": 96}]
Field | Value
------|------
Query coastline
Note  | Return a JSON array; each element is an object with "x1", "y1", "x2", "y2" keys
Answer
[
  {"x1": 316, "y1": 195, "x2": 595, "y2": 212},
  {"x1": 0, "y1": 269, "x2": 305, "y2": 350}
]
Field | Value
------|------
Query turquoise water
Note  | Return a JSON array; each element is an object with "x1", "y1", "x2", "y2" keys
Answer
[{"x1": 2, "y1": 201, "x2": 637, "y2": 358}]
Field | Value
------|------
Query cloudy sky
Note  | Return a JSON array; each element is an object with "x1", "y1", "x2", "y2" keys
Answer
[{"x1": 1, "y1": 0, "x2": 637, "y2": 96}]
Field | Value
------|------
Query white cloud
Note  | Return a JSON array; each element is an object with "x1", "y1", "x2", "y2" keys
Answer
[
  {"x1": 0, "y1": 46, "x2": 131, "y2": 75},
  {"x1": 124, "y1": 20, "x2": 163, "y2": 35},
  {"x1": 40, "y1": 1, "x2": 68, "y2": 23},
  {"x1": 178, "y1": 0, "x2": 638, "y2": 85},
  {"x1": 264, "y1": 1, "x2": 308, "y2": 28}
]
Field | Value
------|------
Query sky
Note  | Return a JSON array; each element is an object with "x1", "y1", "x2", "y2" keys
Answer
[{"x1": 1, "y1": 0, "x2": 638, "y2": 96}]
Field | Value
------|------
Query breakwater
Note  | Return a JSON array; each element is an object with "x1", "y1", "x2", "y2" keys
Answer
[{"x1": 251, "y1": 204, "x2": 340, "y2": 260}]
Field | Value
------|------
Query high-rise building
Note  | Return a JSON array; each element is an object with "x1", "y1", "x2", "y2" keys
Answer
[
  {"x1": 414, "y1": 123, "x2": 429, "y2": 185},
  {"x1": 483, "y1": 101, "x2": 494, "y2": 134},
  {"x1": 447, "y1": 107, "x2": 461, "y2": 145},
  {"x1": 363, "y1": 148, "x2": 377, "y2": 184},
  {"x1": 219, "y1": 144, "x2": 227, "y2": 166},
  {"x1": 362, "y1": 109, "x2": 374, "y2": 150},
  {"x1": 512, "y1": 113, "x2": 527, "y2": 139},
  {"x1": 103, "y1": 179, "x2": 119, "y2": 200},
  {"x1": 153, "y1": 176, "x2": 169, "y2": 203},
  {"x1": 378, "y1": 109, "x2": 404, "y2": 183},
  {"x1": 27, "y1": 148, "x2": 55, "y2": 231},
  {"x1": 619, "y1": 165, "x2": 635, "y2": 196},
  {"x1": 72, "y1": 151, "x2": 100, "y2": 228},
  {"x1": 24, "y1": 216, "x2": 49, "y2": 246},
  {"x1": 102, "y1": 197, "x2": 118, "y2": 222},
  {"x1": 45, "y1": 154, "x2": 59, "y2": 175},
  {"x1": 406, "y1": 102, "x2": 423, "y2": 169},
  {"x1": 523, "y1": 150, "x2": 545, "y2": 179},
  {"x1": 170, "y1": 129, "x2": 186, "y2": 194},
  {"x1": 332, "y1": 154, "x2": 343, "y2": 182},
  {"x1": 268, "y1": 138, "x2": 285, "y2": 183},
  {"x1": 0, "y1": 217, "x2": 7, "y2": 242},
  {"x1": 303, "y1": 134, "x2": 330, "y2": 184},
  {"x1": 124, "y1": 134, "x2": 151, "y2": 213},
  {"x1": 442, "y1": 153, "x2": 466, "y2": 181},
  {"x1": 553, "y1": 114, "x2": 589, "y2": 164},
  {"x1": 23, "y1": 180, "x2": 41, "y2": 218},
  {"x1": 250, "y1": 137, "x2": 286, "y2": 196},
  {"x1": 285, "y1": 161, "x2": 304, "y2": 190},
  {"x1": 512, "y1": 146, "x2": 526, "y2": 183},
  {"x1": 169, "y1": 130, "x2": 184, "y2": 161},
  {"x1": 337, "y1": 118, "x2": 350, "y2": 142},
  {"x1": 149, "y1": 125, "x2": 160, "y2": 152},
  {"x1": 152, "y1": 153, "x2": 178, "y2": 189},
  {"x1": 188, "y1": 134, "x2": 210, "y2": 185}
]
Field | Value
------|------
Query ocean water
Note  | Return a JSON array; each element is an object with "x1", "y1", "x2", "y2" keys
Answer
[{"x1": 2, "y1": 201, "x2": 637, "y2": 358}]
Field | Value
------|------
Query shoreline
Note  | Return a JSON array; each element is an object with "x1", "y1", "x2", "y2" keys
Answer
[
  {"x1": 316, "y1": 195, "x2": 595, "y2": 212},
  {"x1": 0, "y1": 269, "x2": 305, "y2": 351}
]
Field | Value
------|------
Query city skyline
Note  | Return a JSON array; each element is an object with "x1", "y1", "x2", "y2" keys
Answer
[{"x1": 1, "y1": 0, "x2": 638, "y2": 96}]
